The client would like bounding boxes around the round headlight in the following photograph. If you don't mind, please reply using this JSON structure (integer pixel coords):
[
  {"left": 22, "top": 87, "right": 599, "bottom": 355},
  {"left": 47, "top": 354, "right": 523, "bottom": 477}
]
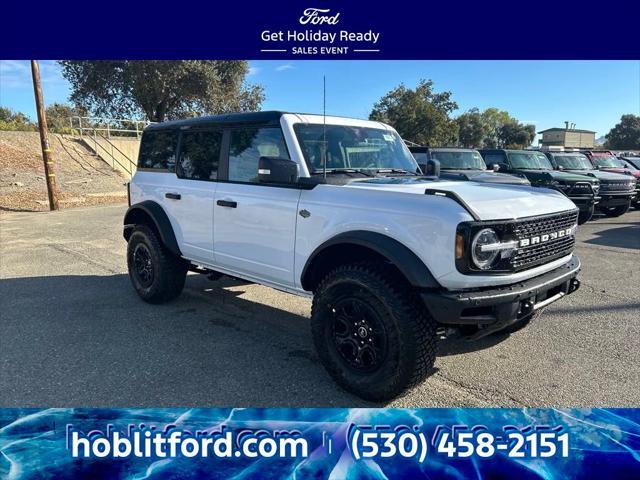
[{"left": 471, "top": 228, "right": 500, "bottom": 270}]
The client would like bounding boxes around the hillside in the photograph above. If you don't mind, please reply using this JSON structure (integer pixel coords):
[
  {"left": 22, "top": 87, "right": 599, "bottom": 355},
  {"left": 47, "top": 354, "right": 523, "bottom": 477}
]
[{"left": 0, "top": 131, "right": 128, "bottom": 212}]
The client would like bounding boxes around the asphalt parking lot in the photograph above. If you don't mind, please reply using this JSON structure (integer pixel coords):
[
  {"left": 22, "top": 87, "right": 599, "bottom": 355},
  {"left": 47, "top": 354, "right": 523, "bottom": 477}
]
[{"left": 1, "top": 205, "right": 639, "bottom": 407}]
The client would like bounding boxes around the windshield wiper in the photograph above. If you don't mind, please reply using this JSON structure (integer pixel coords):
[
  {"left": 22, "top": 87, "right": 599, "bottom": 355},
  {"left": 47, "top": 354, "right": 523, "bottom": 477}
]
[
  {"left": 376, "top": 168, "right": 418, "bottom": 175},
  {"left": 311, "top": 168, "right": 376, "bottom": 177}
]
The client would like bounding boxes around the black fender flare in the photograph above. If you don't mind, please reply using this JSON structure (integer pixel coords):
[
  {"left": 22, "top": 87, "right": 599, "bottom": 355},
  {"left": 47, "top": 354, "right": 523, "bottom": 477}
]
[
  {"left": 123, "top": 201, "right": 181, "bottom": 256},
  {"left": 301, "top": 230, "right": 441, "bottom": 290}
]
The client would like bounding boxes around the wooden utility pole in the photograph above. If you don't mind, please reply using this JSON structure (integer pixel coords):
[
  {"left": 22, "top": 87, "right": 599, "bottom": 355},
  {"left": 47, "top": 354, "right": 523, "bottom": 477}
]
[{"left": 30, "top": 60, "right": 59, "bottom": 211}]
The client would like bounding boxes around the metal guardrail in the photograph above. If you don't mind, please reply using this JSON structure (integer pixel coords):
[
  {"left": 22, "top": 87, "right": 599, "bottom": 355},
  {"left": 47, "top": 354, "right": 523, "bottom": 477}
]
[
  {"left": 83, "top": 132, "right": 136, "bottom": 176},
  {"left": 70, "top": 116, "right": 151, "bottom": 138},
  {"left": 71, "top": 116, "right": 151, "bottom": 177}
]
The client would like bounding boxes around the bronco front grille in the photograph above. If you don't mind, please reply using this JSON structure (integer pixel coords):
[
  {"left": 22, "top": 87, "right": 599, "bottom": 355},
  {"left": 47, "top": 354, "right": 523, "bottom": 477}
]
[
  {"left": 509, "top": 210, "right": 578, "bottom": 271},
  {"left": 456, "top": 210, "right": 579, "bottom": 274},
  {"left": 600, "top": 180, "right": 636, "bottom": 192}
]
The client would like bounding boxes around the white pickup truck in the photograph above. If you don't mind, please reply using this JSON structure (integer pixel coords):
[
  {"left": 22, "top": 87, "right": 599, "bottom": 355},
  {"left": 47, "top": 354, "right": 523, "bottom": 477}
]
[{"left": 124, "top": 111, "right": 581, "bottom": 401}]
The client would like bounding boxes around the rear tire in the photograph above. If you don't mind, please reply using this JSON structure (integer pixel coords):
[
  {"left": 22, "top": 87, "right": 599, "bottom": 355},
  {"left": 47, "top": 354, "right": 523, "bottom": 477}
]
[
  {"left": 577, "top": 205, "right": 594, "bottom": 224},
  {"left": 311, "top": 263, "right": 437, "bottom": 402},
  {"left": 599, "top": 200, "right": 631, "bottom": 217},
  {"left": 127, "top": 225, "right": 187, "bottom": 304}
]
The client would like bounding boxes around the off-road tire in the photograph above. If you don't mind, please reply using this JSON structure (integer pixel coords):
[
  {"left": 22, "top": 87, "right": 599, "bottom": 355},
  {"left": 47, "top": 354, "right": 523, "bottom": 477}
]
[
  {"left": 600, "top": 200, "right": 631, "bottom": 217},
  {"left": 577, "top": 205, "right": 594, "bottom": 224},
  {"left": 311, "top": 263, "right": 437, "bottom": 402},
  {"left": 127, "top": 225, "right": 188, "bottom": 304}
]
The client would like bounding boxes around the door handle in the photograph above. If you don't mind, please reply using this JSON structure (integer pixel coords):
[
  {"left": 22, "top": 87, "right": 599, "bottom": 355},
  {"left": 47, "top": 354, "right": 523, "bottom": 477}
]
[
  {"left": 165, "top": 192, "right": 181, "bottom": 200},
  {"left": 217, "top": 199, "right": 237, "bottom": 208}
]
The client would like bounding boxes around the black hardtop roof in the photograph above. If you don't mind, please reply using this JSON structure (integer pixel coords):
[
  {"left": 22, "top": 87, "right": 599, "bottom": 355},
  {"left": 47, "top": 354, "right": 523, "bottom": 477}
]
[
  {"left": 409, "top": 146, "right": 479, "bottom": 152},
  {"left": 479, "top": 149, "right": 542, "bottom": 153},
  {"left": 431, "top": 147, "right": 480, "bottom": 152},
  {"left": 145, "top": 111, "right": 286, "bottom": 130},
  {"left": 143, "top": 111, "right": 383, "bottom": 131}
]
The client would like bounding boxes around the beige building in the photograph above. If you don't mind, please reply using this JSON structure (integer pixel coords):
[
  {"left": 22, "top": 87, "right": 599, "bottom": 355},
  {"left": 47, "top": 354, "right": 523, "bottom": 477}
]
[{"left": 538, "top": 126, "right": 596, "bottom": 149}]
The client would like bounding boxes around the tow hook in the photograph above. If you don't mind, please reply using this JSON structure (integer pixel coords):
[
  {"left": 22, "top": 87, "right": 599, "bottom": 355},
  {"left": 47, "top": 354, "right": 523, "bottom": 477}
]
[
  {"left": 569, "top": 278, "right": 581, "bottom": 293},
  {"left": 436, "top": 326, "right": 459, "bottom": 339}
]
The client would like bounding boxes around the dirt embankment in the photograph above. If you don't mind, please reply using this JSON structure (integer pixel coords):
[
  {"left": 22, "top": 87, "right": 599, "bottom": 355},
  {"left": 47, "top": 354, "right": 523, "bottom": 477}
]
[{"left": 0, "top": 131, "right": 128, "bottom": 213}]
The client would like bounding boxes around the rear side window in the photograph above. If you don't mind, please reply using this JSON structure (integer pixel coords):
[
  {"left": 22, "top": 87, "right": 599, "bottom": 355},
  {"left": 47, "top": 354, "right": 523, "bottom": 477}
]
[
  {"left": 178, "top": 130, "right": 222, "bottom": 180},
  {"left": 412, "top": 152, "right": 428, "bottom": 164},
  {"left": 228, "top": 127, "right": 289, "bottom": 183},
  {"left": 138, "top": 130, "right": 178, "bottom": 171},
  {"left": 482, "top": 153, "right": 506, "bottom": 166}
]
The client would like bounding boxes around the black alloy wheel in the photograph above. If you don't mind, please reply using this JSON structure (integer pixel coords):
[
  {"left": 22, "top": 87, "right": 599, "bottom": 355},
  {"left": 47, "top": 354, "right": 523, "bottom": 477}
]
[
  {"left": 132, "top": 243, "right": 154, "bottom": 288},
  {"left": 330, "top": 297, "right": 388, "bottom": 373}
]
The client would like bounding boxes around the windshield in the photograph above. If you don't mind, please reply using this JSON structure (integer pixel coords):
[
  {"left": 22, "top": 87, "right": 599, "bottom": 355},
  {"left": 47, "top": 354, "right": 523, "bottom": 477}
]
[
  {"left": 591, "top": 155, "right": 624, "bottom": 168},
  {"left": 623, "top": 160, "right": 639, "bottom": 171},
  {"left": 554, "top": 154, "right": 593, "bottom": 170},
  {"left": 508, "top": 151, "right": 553, "bottom": 170},
  {"left": 430, "top": 150, "right": 485, "bottom": 170},
  {"left": 293, "top": 124, "right": 419, "bottom": 173}
]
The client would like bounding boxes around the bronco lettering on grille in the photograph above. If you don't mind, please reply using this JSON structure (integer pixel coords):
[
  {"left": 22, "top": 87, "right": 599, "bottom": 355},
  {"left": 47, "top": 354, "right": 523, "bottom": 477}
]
[{"left": 519, "top": 226, "right": 576, "bottom": 248}]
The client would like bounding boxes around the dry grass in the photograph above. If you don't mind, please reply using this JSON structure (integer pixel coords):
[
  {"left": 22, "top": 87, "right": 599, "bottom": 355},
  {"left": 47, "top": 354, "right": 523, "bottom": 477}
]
[{"left": 0, "top": 131, "right": 128, "bottom": 213}]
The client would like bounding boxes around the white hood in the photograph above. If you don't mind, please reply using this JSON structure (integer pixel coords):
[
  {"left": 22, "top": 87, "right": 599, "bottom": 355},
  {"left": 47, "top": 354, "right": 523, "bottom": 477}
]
[{"left": 344, "top": 178, "right": 577, "bottom": 221}]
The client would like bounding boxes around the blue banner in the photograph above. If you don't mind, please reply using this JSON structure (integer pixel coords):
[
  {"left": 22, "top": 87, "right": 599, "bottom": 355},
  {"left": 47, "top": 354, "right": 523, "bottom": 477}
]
[
  {"left": 1, "top": 0, "right": 639, "bottom": 59},
  {"left": 1, "top": 408, "right": 639, "bottom": 478}
]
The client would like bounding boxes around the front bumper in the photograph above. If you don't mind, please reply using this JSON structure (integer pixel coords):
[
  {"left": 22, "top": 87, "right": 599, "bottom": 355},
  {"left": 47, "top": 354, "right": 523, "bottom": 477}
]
[
  {"left": 567, "top": 194, "right": 598, "bottom": 210},
  {"left": 598, "top": 191, "right": 634, "bottom": 208},
  {"left": 421, "top": 255, "right": 580, "bottom": 328}
]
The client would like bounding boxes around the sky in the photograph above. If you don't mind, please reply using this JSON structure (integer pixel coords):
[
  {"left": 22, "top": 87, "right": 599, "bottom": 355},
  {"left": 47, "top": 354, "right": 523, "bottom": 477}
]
[{"left": 1, "top": 60, "right": 639, "bottom": 142}]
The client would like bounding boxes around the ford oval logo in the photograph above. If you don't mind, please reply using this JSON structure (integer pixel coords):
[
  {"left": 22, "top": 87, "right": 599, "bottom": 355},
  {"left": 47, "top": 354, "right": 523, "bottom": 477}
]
[{"left": 299, "top": 8, "right": 341, "bottom": 25}]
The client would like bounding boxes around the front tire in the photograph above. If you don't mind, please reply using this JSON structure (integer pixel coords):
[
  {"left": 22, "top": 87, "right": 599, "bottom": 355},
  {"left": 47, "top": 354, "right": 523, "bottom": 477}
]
[
  {"left": 127, "top": 225, "right": 187, "bottom": 304},
  {"left": 599, "top": 200, "right": 631, "bottom": 217},
  {"left": 311, "top": 263, "right": 437, "bottom": 402},
  {"left": 577, "top": 205, "right": 594, "bottom": 224}
]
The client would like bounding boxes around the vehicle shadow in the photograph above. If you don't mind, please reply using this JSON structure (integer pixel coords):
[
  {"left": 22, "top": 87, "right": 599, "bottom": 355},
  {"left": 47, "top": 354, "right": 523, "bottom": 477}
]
[
  {"left": 583, "top": 222, "right": 640, "bottom": 249},
  {"left": 0, "top": 273, "right": 381, "bottom": 407},
  {"left": 437, "top": 332, "right": 510, "bottom": 357},
  {"left": 2, "top": 272, "right": 525, "bottom": 407}
]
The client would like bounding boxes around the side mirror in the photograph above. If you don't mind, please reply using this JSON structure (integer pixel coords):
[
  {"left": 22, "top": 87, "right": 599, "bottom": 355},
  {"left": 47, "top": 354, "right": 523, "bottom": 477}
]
[
  {"left": 258, "top": 157, "right": 299, "bottom": 184},
  {"left": 422, "top": 159, "right": 440, "bottom": 177},
  {"left": 557, "top": 165, "right": 564, "bottom": 171},
  {"left": 491, "top": 164, "right": 500, "bottom": 172}
]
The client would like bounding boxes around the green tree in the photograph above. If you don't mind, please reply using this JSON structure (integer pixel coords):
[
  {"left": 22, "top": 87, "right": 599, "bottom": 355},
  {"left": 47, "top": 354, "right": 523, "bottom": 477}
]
[
  {"left": 58, "top": 61, "right": 264, "bottom": 122},
  {"left": 0, "top": 107, "right": 35, "bottom": 131},
  {"left": 454, "top": 107, "right": 535, "bottom": 148},
  {"left": 480, "top": 108, "right": 512, "bottom": 148},
  {"left": 455, "top": 108, "right": 485, "bottom": 147},
  {"left": 605, "top": 114, "right": 640, "bottom": 149},
  {"left": 369, "top": 79, "right": 458, "bottom": 146},
  {"left": 499, "top": 121, "right": 536, "bottom": 149},
  {"left": 44, "top": 103, "right": 88, "bottom": 133}
]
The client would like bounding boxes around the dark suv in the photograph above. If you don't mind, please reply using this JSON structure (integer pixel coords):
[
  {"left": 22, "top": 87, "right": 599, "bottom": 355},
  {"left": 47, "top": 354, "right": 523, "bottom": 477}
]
[
  {"left": 545, "top": 151, "right": 635, "bottom": 217},
  {"left": 409, "top": 147, "right": 530, "bottom": 185},
  {"left": 585, "top": 150, "right": 640, "bottom": 208},
  {"left": 480, "top": 149, "right": 600, "bottom": 224}
]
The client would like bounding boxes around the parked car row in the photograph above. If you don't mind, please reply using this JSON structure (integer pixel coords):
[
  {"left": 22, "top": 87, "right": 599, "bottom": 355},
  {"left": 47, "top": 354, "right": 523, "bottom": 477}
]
[{"left": 409, "top": 146, "right": 639, "bottom": 224}]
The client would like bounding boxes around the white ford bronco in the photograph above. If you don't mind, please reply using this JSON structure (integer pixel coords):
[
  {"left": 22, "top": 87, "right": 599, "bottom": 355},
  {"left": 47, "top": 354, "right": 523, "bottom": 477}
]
[{"left": 124, "top": 111, "right": 581, "bottom": 401}]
